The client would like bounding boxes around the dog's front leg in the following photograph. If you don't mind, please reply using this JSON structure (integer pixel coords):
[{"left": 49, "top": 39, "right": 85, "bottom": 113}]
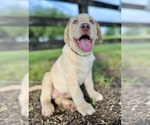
[
  {"left": 67, "top": 76, "right": 95, "bottom": 116},
  {"left": 84, "top": 70, "right": 103, "bottom": 101},
  {"left": 40, "top": 72, "right": 54, "bottom": 116}
]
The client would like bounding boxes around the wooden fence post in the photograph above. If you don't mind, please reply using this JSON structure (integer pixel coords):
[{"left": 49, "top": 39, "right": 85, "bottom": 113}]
[{"left": 78, "top": 0, "right": 88, "bottom": 13}]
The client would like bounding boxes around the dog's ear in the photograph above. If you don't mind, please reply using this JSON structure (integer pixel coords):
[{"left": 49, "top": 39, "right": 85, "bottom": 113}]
[
  {"left": 64, "top": 19, "right": 71, "bottom": 44},
  {"left": 96, "top": 22, "right": 103, "bottom": 43}
]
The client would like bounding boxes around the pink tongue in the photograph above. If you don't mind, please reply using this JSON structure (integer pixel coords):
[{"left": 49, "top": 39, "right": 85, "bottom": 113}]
[{"left": 78, "top": 39, "right": 92, "bottom": 52}]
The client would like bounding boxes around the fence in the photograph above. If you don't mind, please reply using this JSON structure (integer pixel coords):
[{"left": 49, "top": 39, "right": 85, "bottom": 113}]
[
  {"left": 122, "top": 1, "right": 150, "bottom": 43},
  {"left": 0, "top": 0, "right": 150, "bottom": 50},
  {"left": 29, "top": 0, "right": 121, "bottom": 50}
]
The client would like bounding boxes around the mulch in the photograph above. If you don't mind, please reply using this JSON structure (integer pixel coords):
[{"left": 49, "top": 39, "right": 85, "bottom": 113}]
[
  {"left": 29, "top": 85, "right": 121, "bottom": 125},
  {"left": 0, "top": 85, "right": 121, "bottom": 125}
]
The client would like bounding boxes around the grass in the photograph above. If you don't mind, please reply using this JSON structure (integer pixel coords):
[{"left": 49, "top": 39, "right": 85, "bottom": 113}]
[
  {"left": 122, "top": 43, "right": 150, "bottom": 68},
  {"left": 0, "top": 50, "right": 28, "bottom": 87},
  {"left": 1, "top": 42, "right": 148, "bottom": 87},
  {"left": 103, "top": 35, "right": 121, "bottom": 40},
  {"left": 29, "top": 43, "right": 121, "bottom": 86},
  {"left": 29, "top": 48, "right": 62, "bottom": 85},
  {"left": 122, "top": 43, "right": 150, "bottom": 85},
  {"left": 93, "top": 43, "right": 121, "bottom": 85},
  {"left": 122, "top": 35, "right": 150, "bottom": 40},
  {"left": 100, "top": 34, "right": 150, "bottom": 40}
]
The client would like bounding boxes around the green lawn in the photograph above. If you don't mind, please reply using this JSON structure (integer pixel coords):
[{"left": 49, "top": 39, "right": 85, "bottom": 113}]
[
  {"left": 122, "top": 43, "right": 150, "bottom": 68},
  {"left": 103, "top": 34, "right": 150, "bottom": 40},
  {"left": 122, "top": 43, "right": 150, "bottom": 85},
  {"left": 29, "top": 43, "right": 121, "bottom": 86},
  {"left": 0, "top": 50, "right": 28, "bottom": 87}
]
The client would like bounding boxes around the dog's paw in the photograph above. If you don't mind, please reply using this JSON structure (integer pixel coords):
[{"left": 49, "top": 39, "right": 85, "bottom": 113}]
[
  {"left": 77, "top": 102, "right": 95, "bottom": 116},
  {"left": 65, "top": 100, "right": 76, "bottom": 112},
  {"left": 95, "top": 92, "right": 103, "bottom": 101},
  {"left": 90, "top": 92, "right": 103, "bottom": 102},
  {"left": 42, "top": 103, "right": 54, "bottom": 116}
]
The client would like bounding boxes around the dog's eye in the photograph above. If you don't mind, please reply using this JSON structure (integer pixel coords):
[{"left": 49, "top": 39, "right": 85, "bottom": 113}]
[
  {"left": 90, "top": 20, "right": 94, "bottom": 24},
  {"left": 73, "top": 20, "right": 78, "bottom": 24}
]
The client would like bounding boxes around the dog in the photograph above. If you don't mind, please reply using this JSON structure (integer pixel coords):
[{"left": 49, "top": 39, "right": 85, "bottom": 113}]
[{"left": 40, "top": 13, "right": 103, "bottom": 116}]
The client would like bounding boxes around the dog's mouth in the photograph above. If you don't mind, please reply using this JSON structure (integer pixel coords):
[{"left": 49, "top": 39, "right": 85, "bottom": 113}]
[{"left": 75, "top": 35, "right": 93, "bottom": 52}]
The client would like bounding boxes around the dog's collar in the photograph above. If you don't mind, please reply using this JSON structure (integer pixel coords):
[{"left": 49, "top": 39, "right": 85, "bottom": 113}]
[{"left": 69, "top": 45, "right": 91, "bottom": 57}]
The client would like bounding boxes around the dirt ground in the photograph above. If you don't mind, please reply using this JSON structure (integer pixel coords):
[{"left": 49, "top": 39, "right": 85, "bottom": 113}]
[
  {"left": 0, "top": 90, "right": 28, "bottom": 125},
  {"left": 0, "top": 84, "right": 121, "bottom": 125},
  {"left": 29, "top": 85, "right": 121, "bottom": 125},
  {"left": 122, "top": 68, "right": 150, "bottom": 125}
]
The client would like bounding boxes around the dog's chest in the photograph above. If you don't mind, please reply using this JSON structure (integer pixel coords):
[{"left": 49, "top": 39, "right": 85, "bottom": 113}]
[
  {"left": 77, "top": 59, "right": 91, "bottom": 85},
  {"left": 78, "top": 71, "right": 88, "bottom": 85}
]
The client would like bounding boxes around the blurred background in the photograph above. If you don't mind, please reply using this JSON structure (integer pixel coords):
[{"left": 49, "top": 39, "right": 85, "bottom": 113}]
[
  {"left": 0, "top": 0, "right": 28, "bottom": 124},
  {"left": 122, "top": 0, "right": 150, "bottom": 124},
  {"left": 0, "top": 0, "right": 149, "bottom": 124},
  {"left": 0, "top": 0, "right": 28, "bottom": 84}
]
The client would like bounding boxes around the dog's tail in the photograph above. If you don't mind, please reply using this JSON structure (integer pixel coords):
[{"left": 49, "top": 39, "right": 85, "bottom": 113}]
[
  {"left": 29, "top": 85, "right": 42, "bottom": 92},
  {"left": 0, "top": 85, "right": 42, "bottom": 93},
  {"left": 0, "top": 85, "right": 21, "bottom": 92}
]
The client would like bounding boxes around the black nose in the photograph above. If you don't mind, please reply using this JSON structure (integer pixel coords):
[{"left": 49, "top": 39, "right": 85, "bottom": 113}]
[{"left": 80, "top": 23, "right": 90, "bottom": 31}]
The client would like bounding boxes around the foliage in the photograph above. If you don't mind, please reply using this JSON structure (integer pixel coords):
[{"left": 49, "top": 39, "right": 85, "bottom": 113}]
[
  {"left": 0, "top": 27, "right": 28, "bottom": 41},
  {"left": 93, "top": 43, "right": 121, "bottom": 85},
  {"left": 91, "top": 99, "right": 97, "bottom": 105},
  {"left": 29, "top": 48, "right": 61, "bottom": 86},
  {"left": 29, "top": 6, "right": 122, "bottom": 43},
  {"left": 30, "top": 7, "right": 71, "bottom": 42},
  {"left": 0, "top": 3, "right": 28, "bottom": 41},
  {"left": 123, "top": 27, "right": 150, "bottom": 35},
  {"left": 147, "top": 28, "right": 150, "bottom": 34},
  {"left": 30, "top": 7, "right": 71, "bottom": 18},
  {"left": 29, "top": 26, "right": 65, "bottom": 41},
  {"left": 105, "top": 27, "right": 121, "bottom": 35},
  {"left": 1, "top": 4, "right": 28, "bottom": 16},
  {"left": 124, "top": 27, "right": 141, "bottom": 35}
]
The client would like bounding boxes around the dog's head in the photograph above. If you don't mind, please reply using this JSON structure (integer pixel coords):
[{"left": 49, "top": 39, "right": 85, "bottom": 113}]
[{"left": 64, "top": 13, "right": 102, "bottom": 54}]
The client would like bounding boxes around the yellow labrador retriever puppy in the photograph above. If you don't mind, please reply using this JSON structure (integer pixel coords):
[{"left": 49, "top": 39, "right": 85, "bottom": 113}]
[{"left": 41, "top": 13, "right": 103, "bottom": 116}]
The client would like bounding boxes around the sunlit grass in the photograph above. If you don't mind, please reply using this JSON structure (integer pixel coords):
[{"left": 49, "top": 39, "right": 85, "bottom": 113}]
[
  {"left": 122, "top": 35, "right": 150, "bottom": 40},
  {"left": 0, "top": 50, "right": 28, "bottom": 87},
  {"left": 103, "top": 35, "right": 121, "bottom": 40},
  {"left": 122, "top": 43, "right": 150, "bottom": 86},
  {"left": 122, "top": 43, "right": 150, "bottom": 68}
]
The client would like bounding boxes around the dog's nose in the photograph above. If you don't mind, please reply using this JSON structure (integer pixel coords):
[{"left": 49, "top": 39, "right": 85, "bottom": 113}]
[{"left": 80, "top": 23, "right": 90, "bottom": 31}]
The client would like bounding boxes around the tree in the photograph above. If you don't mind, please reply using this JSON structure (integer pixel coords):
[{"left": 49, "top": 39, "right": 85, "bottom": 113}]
[
  {"left": 124, "top": 27, "right": 141, "bottom": 35},
  {"left": 29, "top": 6, "right": 71, "bottom": 42},
  {"left": 30, "top": 6, "right": 70, "bottom": 18},
  {"left": 105, "top": 27, "right": 121, "bottom": 35},
  {"left": 146, "top": 27, "right": 150, "bottom": 34}
]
